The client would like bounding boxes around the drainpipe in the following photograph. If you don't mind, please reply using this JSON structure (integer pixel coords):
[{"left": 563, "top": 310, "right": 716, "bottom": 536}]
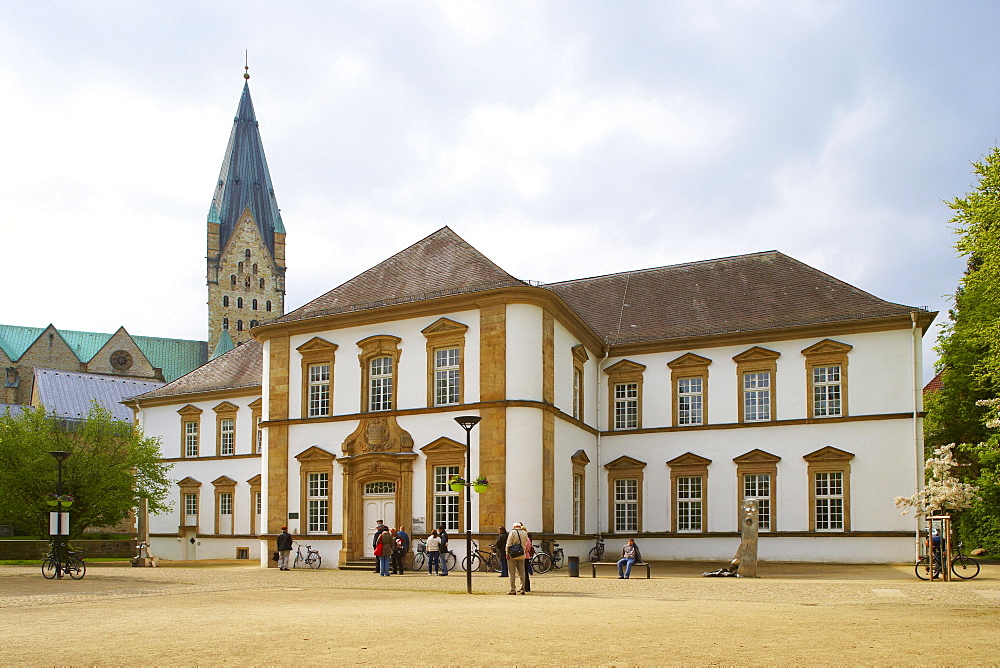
[{"left": 911, "top": 311, "right": 923, "bottom": 560}]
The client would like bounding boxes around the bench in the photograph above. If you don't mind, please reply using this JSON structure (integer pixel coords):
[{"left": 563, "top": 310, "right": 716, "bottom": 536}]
[{"left": 591, "top": 560, "right": 651, "bottom": 579}]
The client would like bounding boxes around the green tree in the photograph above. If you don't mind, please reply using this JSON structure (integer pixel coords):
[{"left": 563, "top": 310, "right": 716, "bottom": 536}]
[
  {"left": 0, "top": 403, "right": 172, "bottom": 540},
  {"left": 928, "top": 147, "right": 1000, "bottom": 553}
]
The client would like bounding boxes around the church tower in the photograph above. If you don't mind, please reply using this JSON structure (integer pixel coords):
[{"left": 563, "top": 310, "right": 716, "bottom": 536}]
[{"left": 206, "top": 68, "right": 286, "bottom": 352}]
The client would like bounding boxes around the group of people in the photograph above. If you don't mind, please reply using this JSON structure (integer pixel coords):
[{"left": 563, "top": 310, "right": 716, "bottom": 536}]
[{"left": 371, "top": 521, "right": 411, "bottom": 576}]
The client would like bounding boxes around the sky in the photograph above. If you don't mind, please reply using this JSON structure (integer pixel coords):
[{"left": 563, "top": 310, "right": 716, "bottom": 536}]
[{"left": 2, "top": 1, "right": 998, "bottom": 382}]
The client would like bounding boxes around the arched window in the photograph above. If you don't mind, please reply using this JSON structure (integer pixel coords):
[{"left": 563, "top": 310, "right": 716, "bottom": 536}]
[
  {"left": 237, "top": 320, "right": 244, "bottom": 331},
  {"left": 252, "top": 263, "right": 258, "bottom": 274},
  {"left": 223, "top": 318, "right": 229, "bottom": 330},
  {"left": 230, "top": 275, "right": 237, "bottom": 286},
  {"left": 259, "top": 278, "right": 265, "bottom": 289},
  {"left": 237, "top": 297, "right": 244, "bottom": 309},
  {"left": 245, "top": 249, "right": 251, "bottom": 259},
  {"left": 238, "top": 261, "right": 244, "bottom": 274},
  {"left": 266, "top": 300, "right": 272, "bottom": 312},
  {"left": 252, "top": 299, "right": 258, "bottom": 310},
  {"left": 222, "top": 296, "right": 229, "bottom": 307}
]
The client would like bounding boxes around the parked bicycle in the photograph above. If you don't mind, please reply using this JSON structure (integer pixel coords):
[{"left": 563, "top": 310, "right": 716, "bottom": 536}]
[
  {"left": 292, "top": 542, "right": 321, "bottom": 569},
  {"left": 531, "top": 541, "right": 565, "bottom": 574},
  {"left": 914, "top": 540, "right": 980, "bottom": 580},
  {"left": 411, "top": 539, "right": 457, "bottom": 572},
  {"left": 41, "top": 544, "right": 86, "bottom": 580},
  {"left": 588, "top": 535, "right": 606, "bottom": 562},
  {"left": 462, "top": 540, "right": 502, "bottom": 572}
]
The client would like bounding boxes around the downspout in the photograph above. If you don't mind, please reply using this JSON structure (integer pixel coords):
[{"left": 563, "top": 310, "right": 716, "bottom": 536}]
[{"left": 911, "top": 311, "right": 923, "bottom": 560}]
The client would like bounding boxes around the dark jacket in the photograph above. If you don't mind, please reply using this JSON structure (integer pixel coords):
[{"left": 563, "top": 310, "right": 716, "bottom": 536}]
[
  {"left": 396, "top": 530, "right": 410, "bottom": 551},
  {"left": 495, "top": 530, "right": 509, "bottom": 557},
  {"left": 276, "top": 531, "right": 293, "bottom": 551},
  {"left": 621, "top": 542, "right": 642, "bottom": 563},
  {"left": 438, "top": 529, "right": 449, "bottom": 551}
]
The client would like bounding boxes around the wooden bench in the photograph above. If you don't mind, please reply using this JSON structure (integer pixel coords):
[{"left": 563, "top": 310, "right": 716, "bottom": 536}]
[{"left": 591, "top": 560, "right": 651, "bottom": 578}]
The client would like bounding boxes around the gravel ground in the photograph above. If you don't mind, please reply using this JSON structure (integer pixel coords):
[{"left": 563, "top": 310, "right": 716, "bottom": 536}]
[{"left": 1, "top": 560, "right": 998, "bottom": 666}]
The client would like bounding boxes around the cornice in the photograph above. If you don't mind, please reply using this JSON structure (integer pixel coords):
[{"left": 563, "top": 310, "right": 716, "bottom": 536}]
[
  {"left": 600, "top": 411, "right": 919, "bottom": 436},
  {"left": 126, "top": 385, "right": 262, "bottom": 409}
]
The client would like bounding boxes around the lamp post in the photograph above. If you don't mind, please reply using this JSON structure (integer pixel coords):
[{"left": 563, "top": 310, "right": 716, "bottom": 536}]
[
  {"left": 49, "top": 451, "right": 71, "bottom": 579},
  {"left": 454, "top": 415, "right": 481, "bottom": 594}
]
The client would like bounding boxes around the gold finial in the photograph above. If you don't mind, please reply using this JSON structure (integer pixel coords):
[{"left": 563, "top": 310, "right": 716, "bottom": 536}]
[{"left": 244, "top": 50, "right": 250, "bottom": 80}]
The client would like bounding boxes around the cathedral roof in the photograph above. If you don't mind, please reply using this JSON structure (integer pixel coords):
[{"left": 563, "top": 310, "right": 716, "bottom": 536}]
[
  {"left": 543, "top": 250, "right": 930, "bottom": 344},
  {"left": 275, "top": 226, "right": 525, "bottom": 324},
  {"left": 131, "top": 340, "right": 262, "bottom": 401},
  {"left": 208, "top": 81, "right": 284, "bottom": 256},
  {"left": 32, "top": 368, "right": 164, "bottom": 422}
]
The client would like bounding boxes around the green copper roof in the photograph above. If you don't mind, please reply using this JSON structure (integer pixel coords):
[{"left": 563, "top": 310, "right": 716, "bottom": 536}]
[{"left": 209, "top": 328, "right": 235, "bottom": 360}]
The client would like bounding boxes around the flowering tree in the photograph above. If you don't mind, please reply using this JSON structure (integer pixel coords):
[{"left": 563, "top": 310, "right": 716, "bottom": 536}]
[{"left": 895, "top": 444, "right": 980, "bottom": 516}]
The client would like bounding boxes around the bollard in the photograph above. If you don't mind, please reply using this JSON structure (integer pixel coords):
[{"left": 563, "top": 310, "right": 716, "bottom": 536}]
[{"left": 568, "top": 555, "right": 579, "bottom": 577}]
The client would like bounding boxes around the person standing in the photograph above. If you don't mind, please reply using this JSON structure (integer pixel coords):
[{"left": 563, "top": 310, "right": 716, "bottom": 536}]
[
  {"left": 523, "top": 531, "right": 534, "bottom": 592},
  {"left": 426, "top": 529, "right": 442, "bottom": 575},
  {"left": 438, "top": 525, "right": 450, "bottom": 576},
  {"left": 372, "top": 520, "right": 386, "bottom": 573},
  {"left": 377, "top": 528, "right": 394, "bottom": 576},
  {"left": 392, "top": 525, "right": 410, "bottom": 574},
  {"left": 505, "top": 521, "right": 529, "bottom": 594},
  {"left": 495, "top": 526, "right": 509, "bottom": 578},
  {"left": 276, "top": 526, "right": 293, "bottom": 571},
  {"left": 617, "top": 538, "right": 642, "bottom": 579}
]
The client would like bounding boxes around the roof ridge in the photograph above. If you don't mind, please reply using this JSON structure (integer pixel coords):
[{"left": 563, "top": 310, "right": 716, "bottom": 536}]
[{"left": 543, "top": 250, "right": 783, "bottom": 287}]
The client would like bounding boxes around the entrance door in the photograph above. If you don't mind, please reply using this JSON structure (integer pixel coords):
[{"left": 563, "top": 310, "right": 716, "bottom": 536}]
[{"left": 362, "top": 481, "right": 396, "bottom": 557}]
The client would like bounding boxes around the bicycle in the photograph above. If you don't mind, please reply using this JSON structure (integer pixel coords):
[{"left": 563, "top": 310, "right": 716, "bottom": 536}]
[
  {"left": 462, "top": 540, "right": 502, "bottom": 573},
  {"left": 292, "top": 542, "right": 321, "bottom": 569},
  {"left": 531, "top": 549, "right": 553, "bottom": 574},
  {"left": 588, "top": 535, "right": 606, "bottom": 562},
  {"left": 411, "top": 539, "right": 457, "bottom": 572},
  {"left": 41, "top": 545, "right": 86, "bottom": 580},
  {"left": 914, "top": 540, "right": 980, "bottom": 580},
  {"left": 950, "top": 541, "right": 981, "bottom": 579},
  {"left": 550, "top": 541, "right": 565, "bottom": 569}
]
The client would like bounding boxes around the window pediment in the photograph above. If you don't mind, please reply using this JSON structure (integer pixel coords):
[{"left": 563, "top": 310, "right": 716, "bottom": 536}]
[
  {"left": 733, "top": 449, "right": 781, "bottom": 464},
  {"left": 801, "top": 339, "right": 853, "bottom": 357},
  {"left": 604, "top": 359, "right": 646, "bottom": 377},
  {"left": 357, "top": 334, "right": 402, "bottom": 359},
  {"left": 212, "top": 475, "right": 237, "bottom": 487},
  {"left": 297, "top": 337, "right": 339, "bottom": 355},
  {"left": 667, "top": 452, "right": 712, "bottom": 468},
  {"left": 213, "top": 401, "right": 238, "bottom": 414},
  {"left": 248, "top": 397, "right": 262, "bottom": 410},
  {"left": 572, "top": 344, "right": 590, "bottom": 364},
  {"left": 571, "top": 449, "right": 591, "bottom": 467},
  {"left": 295, "top": 445, "right": 337, "bottom": 463},
  {"left": 177, "top": 476, "right": 202, "bottom": 488},
  {"left": 803, "top": 446, "right": 855, "bottom": 462},
  {"left": 177, "top": 404, "right": 203, "bottom": 416},
  {"left": 732, "top": 346, "right": 781, "bottom": 363},
  {"left": 420, "top": 436, "right": 466, "bottom": 455},
  {"left": 604, "top": 455, "right": 647, "bottom": 471},
  {"left": 246, "top": 474, "right": 261, "bottom": 485},
  {"left": 667, "top": 352, "right": 712, "bottom": 370},
  {"left": 421, "top": 318, "right": 469, "bottom": 338}
]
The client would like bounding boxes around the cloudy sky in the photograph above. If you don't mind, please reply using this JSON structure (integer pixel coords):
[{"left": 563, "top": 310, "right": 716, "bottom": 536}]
[{"left": 2, "top": 1, "right": 998, "bottom": 380}]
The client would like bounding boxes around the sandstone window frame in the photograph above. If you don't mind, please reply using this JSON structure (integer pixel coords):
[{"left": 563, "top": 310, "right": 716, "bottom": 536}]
[
  {"left": 733, "top": 347, "right": 780, "bottom": 423},
  {"left": 804, "top": 446, "right": 854, "bottom": 532},
  {"left": 571, "top": 449, "right": 590, "bottom": 535},
  {"left": 572, "top": 345, "right": 589, "bottom": 421},
  {"left": 605, "top": 360, "right": 646, "bottom": 431},
  {"left": 247, "top": 473, "right": 261, "bottom": 536},
  {"left": 604, "top": 455, "right": 646, "bottom": 534},
  {"left": 178, "top": 476, "right": 202, "bottom": 529},
  {"left": 668, "top": 353, "right": 711, "bottom": 427},
  {"left": 733, "top": 449, "right": 780, "bottom": 532},
  {"left": 296, "top": 446, "right": 336, "bottom": 535},
  {"left": 667, "top": 452, "right": 712, "bottom": 533},
  {"left": 178, "top": 405, "right": 203, "bottom": 458},
  {"left": 213, "top": 401, "right": 238, "bottom": 456},
  {"left": 358, "top": 335, "right": 402, "bottom": 413},
  {"left": 297, "top": 337, "right": 338, "bottom": 419},
  {"left": 422, "top": 318, "right": 468, "bottom": 408},
  {"left": 421, "top": 437, "right": 466, "bottom": 533},
  {"left": 249, "top": 398, "right": 263, "bottom": 454},
  {"left": 212, "top": 475, "right": 237, "bottom": 535},
  {"left": 801, "top": 339, "right": 852, "bottom": 419}
]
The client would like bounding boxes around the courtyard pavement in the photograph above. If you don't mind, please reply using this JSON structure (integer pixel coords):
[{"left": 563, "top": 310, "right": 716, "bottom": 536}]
[{"left": 1, "top": 559, "right": 998, "bottom": 665}]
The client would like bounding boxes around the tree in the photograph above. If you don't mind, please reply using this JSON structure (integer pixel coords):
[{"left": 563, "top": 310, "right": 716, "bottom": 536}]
[
  {"left": 894, "top": 444, "right": 979, "bottom": 516},
  {"left": 0, "top": 403, "right": 173, "bottom": 540},
  {"left": 926, "top": 147, "right": 1000, "bottom": 553}
]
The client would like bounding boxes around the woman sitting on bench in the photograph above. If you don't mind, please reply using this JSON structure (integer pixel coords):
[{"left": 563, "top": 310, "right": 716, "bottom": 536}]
[{"left": 617, "top": 538, "right": 642, "bottom": 579}]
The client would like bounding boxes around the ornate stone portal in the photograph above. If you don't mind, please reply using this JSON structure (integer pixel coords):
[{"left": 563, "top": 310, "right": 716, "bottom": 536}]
[{"left": 338, "top": 415, "right": 416, "bottom": 565}]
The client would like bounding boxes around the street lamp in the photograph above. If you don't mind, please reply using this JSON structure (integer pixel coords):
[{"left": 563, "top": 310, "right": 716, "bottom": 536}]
[
  {"left": 454, "top": 415, "right": 481, "bottom": 594},
  {"left": 49, "top": 451, "right": 71, "bottom": 579}
]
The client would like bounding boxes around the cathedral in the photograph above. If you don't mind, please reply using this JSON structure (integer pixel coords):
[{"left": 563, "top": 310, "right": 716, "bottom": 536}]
[{"left": 123, "top": 74, "right": 935, "bottom": 567}]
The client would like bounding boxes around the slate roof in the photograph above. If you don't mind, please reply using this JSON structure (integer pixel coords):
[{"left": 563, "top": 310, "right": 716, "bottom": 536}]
[
  {"left": 276, "top": 226, "right": 526, "bottom": 324},
  {"left": 208, "top": 81, "right": 284, "bottom": 256},
  {"left": 132, "top": 340, "right": 262, "bottom": 401},
  {"left": 544, "top": 251, "right": 929, "bottom": 344},
  {"left": 0, "top": 324, "right": 207, "bottom": 383},
  {"left": 32, "top": 368, "right": 164, "bottom": 422},
  {"left": 0, "top": 403, "right": 29, "bottom": 418}
]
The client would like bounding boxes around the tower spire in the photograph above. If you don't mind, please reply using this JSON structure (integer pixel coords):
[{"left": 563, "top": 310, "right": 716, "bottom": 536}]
[{"left": 244, "top": 50, "right": 250, "bottom": 80}]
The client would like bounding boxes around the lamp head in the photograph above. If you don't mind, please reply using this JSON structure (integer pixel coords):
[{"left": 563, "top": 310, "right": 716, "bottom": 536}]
[
  {"left": 454, "top": 415, "right": 482, "bottom": 431},
  {"left": 49, "top": 451, "right": 71, "bottom": 463}
]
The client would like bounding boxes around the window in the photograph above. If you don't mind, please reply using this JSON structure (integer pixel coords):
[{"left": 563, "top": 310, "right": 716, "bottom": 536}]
[
  {"left": 266, "top": 300, "right": 272, "bottom": 312},
  {"left": 177, "top": 405, "right": 202, "bottom": 458},
  {"left": 250, "top": 320, "right": 259, "bottom": 328},
  {"left": 668, "top": 452, "right": 711, "bottom": 533},
  {"left": 370, "top": 357, "right": 393, "bottom": 410},
  {"left": 358, "top": 335, "right": 401, "bottom": 413},
  {"left": 614, "top": 383, "right": 638, "bottom": 430},
  {"left": 804, "top": 446, "right": 853, "bottom": 532},
  {"left": 178, "top": 476, "right": 202, "bottom": 528},
  {"left": 802, "top": 339, "right": 852, "bottom": 419},
  {"left": 604, "top": 360, "right": 645, "bottom": 430},
  {"left": 213, "top": 477, "right": 235, "bottom": 535},
  {"left": 237, "top": 320, "right": 243, "bottom": 331},
  {"left": 571, "top": 449, "right": 590, "bottom": 535},
  {"left": 238, "top": 261, "right": 244, "bottom": 274},
  {"left": 572, "top": 344, "right": 589, "bottom": 421},
  {"left": 307, "top": 472, "right": 329, "bottom": 533},
  {"left": 213, "top": 401, "right": 238, "bottom": 456},
  {"left": 434, "top": 465, "right": 460, "bottom": 531},
  {"left": 433, "top": 348, "right": 461, "bottom": 406},
  {"left": 297, "top": 338, "right": 338, "bottom": 419},
  {"left": 260, "top": 278, "right": 265, "bottom": 289},
  {"left": 245, "top": 248, "right": 251, "bottom": 259},
  {"left": 223, "top": 318, "right": 229, "bottom": 330},
  {"left": 250, "top": 398, "right": 262, "bottom": 454},
  {"left": 237, "top": 297, "right": 244, "bottom": 309},
  {"left": 252, "top": 299, "right": 258, "bottom": 310},
  {"left": 248, "top": 473, "right": 261, "bottom": 537},
  {"left": 677, "top": 377, "right": 703, "bottom": 425},
  {"left": 252, "top": 263, "right": 258, "bottom": 274},
  {"left": 676, "top": 476, "right": 703, "bottom": 531},
  {"left": 668, "top": 353, "right": 711, "bottom": 427},
  {"left": 422, "top": 318, "right": 468, "bottom": 408},
  {"left": 185, "top": 493, "right": 197, "bottom": 517},
  {"left": 604, "top": 455, "right": 645, "bottom": 533},
  {"left": 734, "top": 449, "right": 780, "bottom": 532},
  {"left": 222, "top": 295, "right": 229, "bottom": 307},
  {"left": 734, "top": 347, "right": 780, "bottom": 423},
  {"left": 230, "top": 274, "right": 237, "bottom": 286}
]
